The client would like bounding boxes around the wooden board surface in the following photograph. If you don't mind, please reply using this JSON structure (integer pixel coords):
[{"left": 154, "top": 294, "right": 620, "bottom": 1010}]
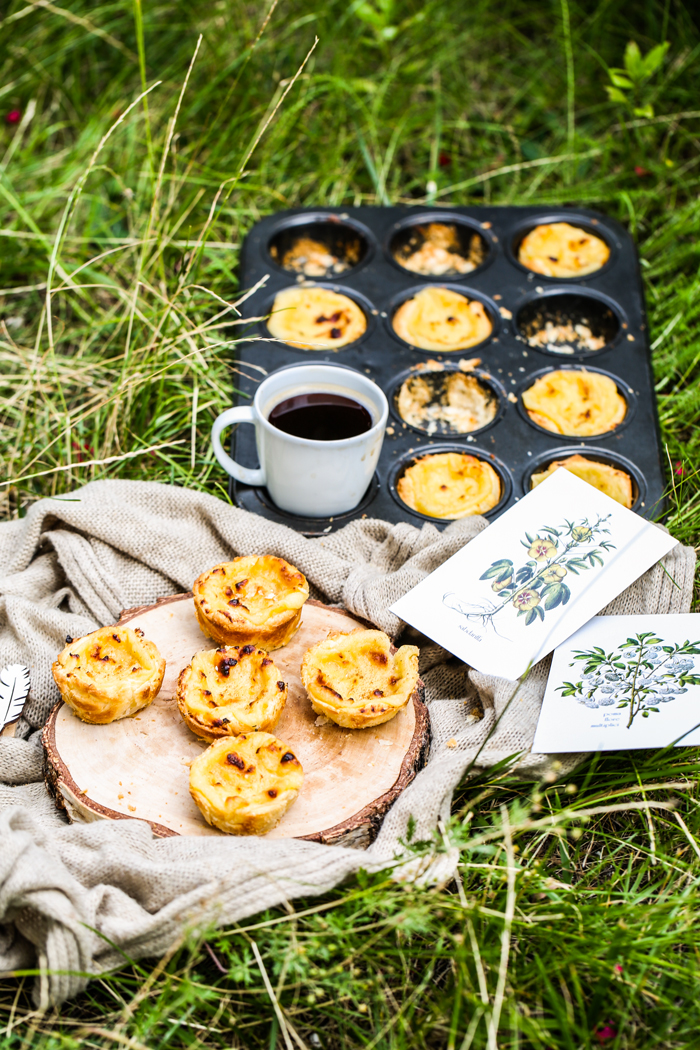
[{"left": 43, "top": 596, "right": 430, "bottom": 847}]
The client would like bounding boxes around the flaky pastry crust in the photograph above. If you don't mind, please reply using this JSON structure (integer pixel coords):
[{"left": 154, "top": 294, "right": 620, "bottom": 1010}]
[
  {"left": 193, "top": 555, "right": 309, "bottom": 650},
  {"left": 518, "top": 222, "right": 610, "bottom": 278},
  {"left": 392, "top": 287, "right": 492, "bottom": 351},
  {"left": 267, "top": 286, "right": 366, "bottom": 349},
  {"left": 51, "top": 626, "right": 165, "bottom": 724},
  {"left": 301, "top": 629, "right": 420, "bottom": 729},
  {"left": 189, "top": 733, "right": 303, "bottom": 835},
  {"left": 176, "top": 645, "right": 287, "bottom": 741},
  {"left": 396, "top": 451, "right": 501, "bottom": 519},
  {"left": 522, "top": 369, "right": 626, "bottom": 437},
  {"left": 530, "top": 454, "right": 633, "bottom": 508}
]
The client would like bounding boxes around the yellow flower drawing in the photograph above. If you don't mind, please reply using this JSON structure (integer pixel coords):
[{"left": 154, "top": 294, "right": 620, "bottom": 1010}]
[
  {"left": 571, "top": 526, "right": 592, "bottom": 542},
  {"left": 542, "top": 563, "right": 568, "bottom": 584},
  {"left": 512, "top": 589, "right": 541, "bottom": 611},
  {"left": 528, "top": 537, "right": 558, "bottom": 561}
]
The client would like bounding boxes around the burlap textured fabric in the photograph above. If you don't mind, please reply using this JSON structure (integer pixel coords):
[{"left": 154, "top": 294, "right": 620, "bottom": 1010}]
[{"left": 0, "top": 480, "right": 695, "bottom": 1006}]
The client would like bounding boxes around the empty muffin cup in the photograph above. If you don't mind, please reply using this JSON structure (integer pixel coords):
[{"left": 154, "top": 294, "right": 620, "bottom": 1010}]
[
  {"left": 267, "top": 216, "right": 370, "bottom": 278},
  {"left": 516, "top": 292, "right": 621, "bottom": 356},
  {"left": 389, "top": 216, "right": 489, "bottom": 277},
  {"left": 394, "top": 368, "right": 500, "bottom": 436}
]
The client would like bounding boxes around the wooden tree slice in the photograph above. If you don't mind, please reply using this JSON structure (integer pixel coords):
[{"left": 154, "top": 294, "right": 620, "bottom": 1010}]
[{"left": 43, "top": 596, "right": 430, "bottom": 849}]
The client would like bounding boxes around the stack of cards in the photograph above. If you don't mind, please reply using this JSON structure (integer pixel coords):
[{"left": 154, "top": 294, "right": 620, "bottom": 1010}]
[{"left": 391, "top": 468, "right": 693, "bottom": 753}]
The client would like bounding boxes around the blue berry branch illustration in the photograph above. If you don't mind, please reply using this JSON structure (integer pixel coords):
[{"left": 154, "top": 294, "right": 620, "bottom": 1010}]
[
  {"left": 558, "top": 632, "right": 700, "bottom": 729},
  {"left": 443, "top": 514, "right": 615, "bottom": 631}
]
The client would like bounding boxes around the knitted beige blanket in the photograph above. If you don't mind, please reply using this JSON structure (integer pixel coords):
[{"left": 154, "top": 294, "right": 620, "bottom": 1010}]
[{"left": 0, "top": 480, "right": 694, "bottom": 1007}]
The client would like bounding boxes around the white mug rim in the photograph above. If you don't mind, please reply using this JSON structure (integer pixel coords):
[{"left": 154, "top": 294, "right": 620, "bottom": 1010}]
[{"left": 253, "top": 363, "right": 388, "bottom": 448}]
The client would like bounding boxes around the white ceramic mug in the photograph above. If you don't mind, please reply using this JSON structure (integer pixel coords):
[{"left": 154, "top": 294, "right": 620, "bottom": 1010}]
[{"left": 211, "top": 363, "right": 388, "bottom": 517}]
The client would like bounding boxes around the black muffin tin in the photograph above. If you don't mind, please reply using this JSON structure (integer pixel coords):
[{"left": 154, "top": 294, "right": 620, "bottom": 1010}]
[{"left": 227, "top": 206, "right": 663, "bottom": 535}]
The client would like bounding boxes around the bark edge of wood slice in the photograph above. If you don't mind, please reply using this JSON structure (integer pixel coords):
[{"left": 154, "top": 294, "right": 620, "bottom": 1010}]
[{"left": 43, "top": 594, "right": 430, "bottom": 850}]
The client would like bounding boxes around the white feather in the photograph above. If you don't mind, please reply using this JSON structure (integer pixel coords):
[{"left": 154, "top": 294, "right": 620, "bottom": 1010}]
[{"left": 0, "top": 665, "right": 31, "bottom": 729}]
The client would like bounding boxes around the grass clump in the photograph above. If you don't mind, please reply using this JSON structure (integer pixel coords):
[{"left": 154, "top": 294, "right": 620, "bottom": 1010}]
[{"left": 2, "top": 0, "right": 700, "bottom": 1046}]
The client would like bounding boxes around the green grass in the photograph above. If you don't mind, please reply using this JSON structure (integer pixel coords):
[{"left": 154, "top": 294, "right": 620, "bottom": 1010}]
[{"left": 2, "top": 0, "right": 700, "bottom": 1046}]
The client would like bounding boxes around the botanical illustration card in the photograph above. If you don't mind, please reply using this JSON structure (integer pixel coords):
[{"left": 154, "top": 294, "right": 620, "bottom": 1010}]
[
  {"left": 533, "top": 614, "right": 700, "bottom": 752},
  {"left": 390, "top": 469, "right": 677, "bottom": 680}
]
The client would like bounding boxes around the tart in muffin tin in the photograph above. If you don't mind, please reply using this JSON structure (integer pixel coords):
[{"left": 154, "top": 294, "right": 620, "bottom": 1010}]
[{"left": 228, "top": 205, "right": 663, "bottom": 532}]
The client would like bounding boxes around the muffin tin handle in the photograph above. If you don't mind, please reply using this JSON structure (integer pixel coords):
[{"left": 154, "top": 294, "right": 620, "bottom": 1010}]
[{"left": 211, "top": 407, "right": 265, "bottom": 487}]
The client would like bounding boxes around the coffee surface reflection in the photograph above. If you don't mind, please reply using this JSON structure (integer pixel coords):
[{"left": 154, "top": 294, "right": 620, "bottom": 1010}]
[{"left": 268, "top": 392, "right": 372, "bottom": 441}]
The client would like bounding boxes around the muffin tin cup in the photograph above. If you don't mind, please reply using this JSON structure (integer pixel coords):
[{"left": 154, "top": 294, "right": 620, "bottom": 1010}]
[
  {"left": 388, "top": 444, "right": 513, "bottom": 524},
  {"left": 265, "top": 212, "right": 375, "bottom": 279},
  {"left": 506, "top": 212, "right": 619, "bottom": 283},
  {"left": 385, "top": 211, "right": 496, "bottom": 281},
  {"left": 258, "top": 283, "right": 377, "bottom": 353},
  {"left": 520, "top": 446, "right": 648, "bottom": 514},
  {"left": 389, "top": 364, "right": 508, "bottom": 439},
  {"left": 514, "top": 287, "right": 627, "bottom": 360},
  {"left": 230, "top": 205, "right": 665, "bottom": 534},
  {"left": 516, "top": 363, "right": 638, "bottom": 443},
  {"left": 384, "top": 283, "right": 501, "bottom": 355}
]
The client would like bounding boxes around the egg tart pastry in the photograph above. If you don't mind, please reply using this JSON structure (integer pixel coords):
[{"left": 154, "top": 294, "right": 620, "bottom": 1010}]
[
  {"left": 301, "top": 629, "right": 420, "bottom": 729},
  {"left": 394, "top": 223, "right": 484, "bottom": 276},
  {"left": 530, "top": 454, "right": 634, "bottom": 508},
  {"left": 267, "top": 286, "right": 366, "bottom": 349},
  {"left": 522, "top": 369, "right": 626, "bottom": 437},
  {"left": 397, "top": 371, "right": 498, "bottom": 434},
  {"left": 176, "top": 645, "right": 287, "bottom": 741},
  {"left": 392, "top": 287, "right": 492, "bottom": 351},
  {"left": 189, "top": 733, "right": 304, "bottom": 835},
  {"left": 397, "top": 451, "right": 501, "bottom": 519},
  {"left": 193, "top": 556, "right": 309, "bottom": 650},
  {"left": 517, "top": 222, "right": 610, "bottom": 278},
  {"left": 52, "top": 626, "right": 165, "bottom": 724}
]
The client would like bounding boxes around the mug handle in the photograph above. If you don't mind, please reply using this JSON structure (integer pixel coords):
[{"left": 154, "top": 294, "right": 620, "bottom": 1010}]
[{"left": 211, "top": 407, "right": 265, "bottom": 487}]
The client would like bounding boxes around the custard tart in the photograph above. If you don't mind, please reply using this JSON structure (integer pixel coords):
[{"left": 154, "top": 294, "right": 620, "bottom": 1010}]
[
  {"left": 301, "top": 629, "right": 420, "bottom": 729},
  {"left": 518, "top": 222, "right": 610, "bottom": 278},
  {"left": 176, "top": 645, "right": 287, "bottom": 741},
  {"left": 522, "top": 369, "right": 626, "bottom": 437},
  {"left": 193, "top": 556, "right": 309, "bottom": 650},
  {"left": 52, "top": 626, "right": 165, "bottom": 724},
  {"left": 189, "top": 733, "right": 304, "bottom": 835},
  {"left": 267, "top": 286, "right": 366, "bottom": 349},
  {"left": 530, "top": 454, "right": 634, "bottom": 508},
  {"left": 392, "top": 287, "right": 492, "bottom": 351},
  {"left": 396, "top": 451, "right": 501, "bottom": 518}
]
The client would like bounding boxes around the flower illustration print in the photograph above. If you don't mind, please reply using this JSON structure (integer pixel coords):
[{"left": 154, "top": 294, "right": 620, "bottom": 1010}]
[{"left": 448, "top": 512, "right": 616, "bottom": 630}]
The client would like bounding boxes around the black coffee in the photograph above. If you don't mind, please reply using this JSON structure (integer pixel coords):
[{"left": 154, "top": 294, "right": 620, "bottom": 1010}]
[{"left": 268, "top": 392, "right": 373, "bottom": 441}]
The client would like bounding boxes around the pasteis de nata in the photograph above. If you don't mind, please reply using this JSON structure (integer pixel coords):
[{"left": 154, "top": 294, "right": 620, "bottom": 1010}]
[
  {"left": 530, "top": 454, "right": 634, "bottom": 508},
  {"left": 301, "top": 629, "right": 420, "bottom": 729},
  {"left": 189, "top": 733, "right": 303, "bottom": 835},
  {"left": 522, "top": 369, "right": 626, "bottom": 437},
  {"left": 176, "top": 645, "right": 287, "bottom": 741},
  {"left": 392, "top": 287, "right": 492, "bottom": 351},
  {"left": 193, "top": 555, "right": 309, "bottom": 650},
  {"left": 267, "top": 286, "right": 366, "bottom": 349},
  {"left": 52, "top": 626, "right": 165, "bottom": 724},
  {"left": 397, "top": 452, "right": 501, "bottom": 519},
  {"left": 518, "top": 222, "right": 610, "bottom": 278}
]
